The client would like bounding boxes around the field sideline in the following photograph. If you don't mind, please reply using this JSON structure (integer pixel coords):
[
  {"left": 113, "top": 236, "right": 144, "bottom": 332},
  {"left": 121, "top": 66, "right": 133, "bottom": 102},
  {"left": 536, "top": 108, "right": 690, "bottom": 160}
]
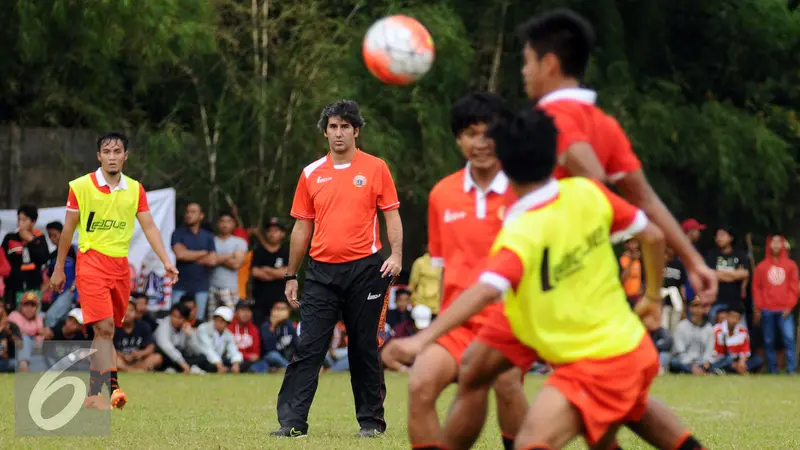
[{"left": 0, "top": 372, "right": 798, "bottom": 449}]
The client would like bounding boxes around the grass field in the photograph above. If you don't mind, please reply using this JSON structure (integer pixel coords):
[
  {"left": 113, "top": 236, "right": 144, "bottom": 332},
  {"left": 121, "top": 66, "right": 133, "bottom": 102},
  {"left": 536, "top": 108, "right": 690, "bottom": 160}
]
[{"left": 0, "top": 372, "right": 798, "bottom": 449}]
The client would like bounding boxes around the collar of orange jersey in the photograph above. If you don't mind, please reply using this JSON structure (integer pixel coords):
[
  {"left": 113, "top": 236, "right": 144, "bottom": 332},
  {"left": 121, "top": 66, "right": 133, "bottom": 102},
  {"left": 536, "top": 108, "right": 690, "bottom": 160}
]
[
  {"left": 537, "top": 87, "right": 597, "bottom": 106},
  {"left": 95, "top": 167, "right": 128, "bottom": 191},
  {"left": 462, "top": 163, "right": 509, "bottom": 194},
  {"left": 328, "top": 148, "right": 361, "bottom": 170},
  {"left": 504, "top": 178, "right": 559, "bottom": 223}
]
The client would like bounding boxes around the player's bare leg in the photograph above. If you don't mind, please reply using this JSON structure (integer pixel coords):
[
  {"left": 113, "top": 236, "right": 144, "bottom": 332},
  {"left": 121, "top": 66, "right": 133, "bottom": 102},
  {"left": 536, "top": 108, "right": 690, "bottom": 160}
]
[
  {"left": 440, "top": 342, "right": 523, "bottom": 450},
  {"left": 626, "top": 398, "right": 707, "bottom": 450},
  {"left": 407, "top": 344, "right": 459, "bottom": 448},
  {"left": 513, "top": 385, "right": 582, "bottom": 450},
  {"left": 588, "top": 424, "right": 622, "bottom": 450},
  {"left": 86, "top": 318, "right": 127, "bottom": 410}
]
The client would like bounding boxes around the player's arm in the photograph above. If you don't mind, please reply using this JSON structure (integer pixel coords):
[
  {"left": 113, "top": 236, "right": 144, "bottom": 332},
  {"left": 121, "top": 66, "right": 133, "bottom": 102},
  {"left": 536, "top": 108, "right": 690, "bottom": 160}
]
[
  {"left": 379, "top": 162, "right": 403, "bottom": 278},
  {"left": 137, "top": 211, "right": 178, "bottom": 273},
  {"left": 414, "top": 282, "right": 502, "bottom": 347},
  {"left": 562, "top": 142, "right": 606, "bottom": 181},
  {"left": 616, "top": 171, "right": 712, "bottom": 285}
]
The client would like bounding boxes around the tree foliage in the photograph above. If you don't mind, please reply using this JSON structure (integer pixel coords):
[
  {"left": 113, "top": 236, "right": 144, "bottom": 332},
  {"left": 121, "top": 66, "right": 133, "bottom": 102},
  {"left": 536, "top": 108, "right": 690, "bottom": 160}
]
[{"left": 0, "top": 0, "right": 798, "bottom": 256}]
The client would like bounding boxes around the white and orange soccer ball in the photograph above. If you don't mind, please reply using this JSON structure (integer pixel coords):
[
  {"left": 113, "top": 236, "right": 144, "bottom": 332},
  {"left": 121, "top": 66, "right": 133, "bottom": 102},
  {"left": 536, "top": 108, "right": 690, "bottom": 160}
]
[{"left": 362, "top": 15, "right": 435, "bottom": 86}]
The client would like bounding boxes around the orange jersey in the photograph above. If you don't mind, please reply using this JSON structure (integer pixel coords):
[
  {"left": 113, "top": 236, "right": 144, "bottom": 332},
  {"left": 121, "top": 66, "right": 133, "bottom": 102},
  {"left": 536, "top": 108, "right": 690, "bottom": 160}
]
[
  {"left": 291, "top": 150, "right": 400, "bottom": 264},
  {"left": 538, "top": 88, "right": 641, "bottom": 183},
  {"left": 427, "top": 167, "right": 516, "bottom": 325}
]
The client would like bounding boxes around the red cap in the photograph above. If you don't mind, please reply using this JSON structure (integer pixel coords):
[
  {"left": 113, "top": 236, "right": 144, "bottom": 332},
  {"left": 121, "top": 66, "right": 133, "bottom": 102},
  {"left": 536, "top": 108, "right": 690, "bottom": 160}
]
[{"left": 681, "top": 219, "right": 706, "bottom": 233}]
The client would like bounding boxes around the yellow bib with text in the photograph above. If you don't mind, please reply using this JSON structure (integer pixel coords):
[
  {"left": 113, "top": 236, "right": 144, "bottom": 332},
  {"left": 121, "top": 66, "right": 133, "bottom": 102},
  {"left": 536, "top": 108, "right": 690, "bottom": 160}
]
[
  {"left": 69, "top": 174, "right": 140, "bottom": 258},
  {"left": 496, "top": 178, "right": 645, "bottom": 364}
]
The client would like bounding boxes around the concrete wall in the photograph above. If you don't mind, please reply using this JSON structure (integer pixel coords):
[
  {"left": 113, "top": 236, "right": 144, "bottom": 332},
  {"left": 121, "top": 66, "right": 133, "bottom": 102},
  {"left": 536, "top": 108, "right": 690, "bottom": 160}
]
[{"left": 0, "top": 126, "right": 99, "bottom": 209}]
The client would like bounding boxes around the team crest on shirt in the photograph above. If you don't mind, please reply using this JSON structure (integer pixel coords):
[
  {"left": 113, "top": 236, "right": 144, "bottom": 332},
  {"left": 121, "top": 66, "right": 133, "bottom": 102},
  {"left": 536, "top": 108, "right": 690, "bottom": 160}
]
[{"left": 353, "top": 175, "right": 367, "bottom": 187}]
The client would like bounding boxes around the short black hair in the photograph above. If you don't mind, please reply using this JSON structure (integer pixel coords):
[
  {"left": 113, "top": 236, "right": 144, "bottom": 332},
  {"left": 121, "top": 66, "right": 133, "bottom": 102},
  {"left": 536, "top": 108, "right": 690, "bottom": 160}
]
[
  {"left": 488, "top": 108, "right": 558, "bottom": 184},
  {"left": 517, "top": 9, "right": 595, "bottom": 79},
  {"left": 171, "top": 304, "right": 192, "bottom": 319},
  {"left": 395, "top": 288, "right": 411, "bottom": 297},
  {"left": 97, "top": 131, "right": 129, "bottom": 152},
  {"left": 131, "top": 291, "right": 147, "bottom": 300},
  {"left": 17, "top": 204, "right": 38, "bottom": 222},
  {"left": 317, "top": 100, "right": 365, "bottom": 131},
  {"left": 179, "top": 293, "right": 197, "bottom": 305},
  {"left": 46, "top": 221, "right": 63, "bottom": 232},
  {"left": 217, "top": 211, "right": 235, "bottom": 221},
  {"left": 450, "top": 92, "right": 511, "bottom": 136}
]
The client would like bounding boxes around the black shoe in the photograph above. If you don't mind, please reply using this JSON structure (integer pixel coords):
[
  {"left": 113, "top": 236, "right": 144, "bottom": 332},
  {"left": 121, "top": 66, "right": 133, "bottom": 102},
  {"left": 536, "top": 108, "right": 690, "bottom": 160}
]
[
  {"left": 356, "top": 428, "right": 383, "bottom": 438},
  {"left": 269, "top": 426, "right": 307, "bottom": 438}
]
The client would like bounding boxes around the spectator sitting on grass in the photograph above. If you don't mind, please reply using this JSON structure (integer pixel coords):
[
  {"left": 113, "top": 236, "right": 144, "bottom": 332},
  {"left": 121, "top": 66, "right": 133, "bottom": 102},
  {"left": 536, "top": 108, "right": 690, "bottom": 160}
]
[
  {"left": 115, "top": 301, "right": 162, "bottom": 372},
  {"left": 0, "top": 298, "right": 22, "bottom": 372},
  {"left": 228, "top": 300, "right": 261, "bottom": 370},
  {"left": 392, "top": 304, "right": 431, "bottom": 338},
  {"left": 154, "top": 304, "right": 205, "bottom": 374},
  {"left": 132, "top": 291, "right": 159, "bottom": 333},
  {"left": 712, "top": 304, "right": 763, "bottom": 374},
  {"left": 670, "top": 298, "right": 715, "bottom": 375},
  {"left": 256, "top": 300, "right": 297, "bottom": 372},
  {"left": 39, "top": 308, "right": 92, "bottom": 341},
  {"left": 180, "top": 293, "right": 202, "bottom": 328},
  {"left": 193, "top": 306, "right": 244, "bottom": 373},
  {"left": 9, "top": 292, "right": 45, "bottom": 343},
  {"left": 386, "top": 288, "right": 412, "bottom": 329}
]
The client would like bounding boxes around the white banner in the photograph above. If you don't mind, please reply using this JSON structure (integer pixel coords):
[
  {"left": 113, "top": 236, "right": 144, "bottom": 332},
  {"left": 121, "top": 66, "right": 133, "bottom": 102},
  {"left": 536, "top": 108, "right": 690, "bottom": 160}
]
[{"left": 0, "top": 188, "right": 176, "bottom": 271}]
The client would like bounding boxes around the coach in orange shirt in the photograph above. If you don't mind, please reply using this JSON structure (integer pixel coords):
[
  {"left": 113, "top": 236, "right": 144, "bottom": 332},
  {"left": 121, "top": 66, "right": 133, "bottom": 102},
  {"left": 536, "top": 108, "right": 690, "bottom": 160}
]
[{"left": 270, "top": 100, "right": 403, "bottom": 439}]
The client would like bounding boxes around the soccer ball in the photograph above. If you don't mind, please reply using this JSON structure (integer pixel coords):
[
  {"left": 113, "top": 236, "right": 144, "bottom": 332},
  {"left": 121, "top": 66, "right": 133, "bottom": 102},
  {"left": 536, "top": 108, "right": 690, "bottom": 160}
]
[{"left": 362, "top": 15, "right": 435, "bottom": 86}]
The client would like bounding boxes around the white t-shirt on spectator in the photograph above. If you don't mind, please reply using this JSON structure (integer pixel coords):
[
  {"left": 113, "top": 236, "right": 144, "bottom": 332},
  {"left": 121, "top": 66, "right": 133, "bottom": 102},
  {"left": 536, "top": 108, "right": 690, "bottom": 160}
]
[{"left": 210, "top": 235, "right": 248, "bottom": 294}]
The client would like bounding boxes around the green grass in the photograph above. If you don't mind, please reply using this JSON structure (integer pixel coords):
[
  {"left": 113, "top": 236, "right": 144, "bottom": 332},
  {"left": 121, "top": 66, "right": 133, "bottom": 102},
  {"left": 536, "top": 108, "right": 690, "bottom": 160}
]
[{"left": 0, "top": 372, "right": 798, "bottom": 449}]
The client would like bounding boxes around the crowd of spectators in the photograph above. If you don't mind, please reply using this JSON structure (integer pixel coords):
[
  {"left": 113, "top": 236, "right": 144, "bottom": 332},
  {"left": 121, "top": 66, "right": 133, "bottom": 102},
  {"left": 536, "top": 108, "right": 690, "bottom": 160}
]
[
  {"left": 623, "top": 220, "right": 798, "bottom": 376},
  {"left": 1, "top": 202, "right": 796, "bottom": 377},
  {"left": 0, "top": 202, "right": 434, "bottom": 375}
]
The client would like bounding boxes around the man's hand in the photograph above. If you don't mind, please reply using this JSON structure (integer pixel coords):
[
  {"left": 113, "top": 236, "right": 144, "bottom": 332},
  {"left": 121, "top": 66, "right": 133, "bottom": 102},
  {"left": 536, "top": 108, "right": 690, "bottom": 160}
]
[
  {"left": 49, "top": 268, "right": 67, "bottom": 293},
  {"left": 38, "top": 327, "right": 54, "bottom": 340},
  {"left": 163, "top": 263, "right": 179, "bottom": 286},
  {"left": 180, "top": 362, "right": 192, "bottom": 373},
  {"left": 691, "top": 364, "right": 706, "bottom": 375},
  {"left": 380, "top": 254, "right": 402, "bottom": 279},
  {"left": 634, "top": 295, "right": 662, "bottom": 330},
  {"left": 686, "top": 261, "right": 718, "bottom": 301},
  {"left": 381, "top": 336, "right": 424, "bottom": 372},
  {"left": 231, "top": 363, "right": 240, "bottom": 374},
  {"left": 782, "top": 310, "right": 792, "bottom": 319},
  {"left": 248, "top": 354, "right": 259, "bottom": 362},
  {"left": 734, "top": 358, "right": 747, "bottom": 374},
  {"left": 285, "top": 279, "right": 300, "bottom": 309},
  {"left": 216, "top": 362, "right": 227, "bottom": 373},
  {"left": 754, "top": 310, "right": 762, "bottom": 326}
]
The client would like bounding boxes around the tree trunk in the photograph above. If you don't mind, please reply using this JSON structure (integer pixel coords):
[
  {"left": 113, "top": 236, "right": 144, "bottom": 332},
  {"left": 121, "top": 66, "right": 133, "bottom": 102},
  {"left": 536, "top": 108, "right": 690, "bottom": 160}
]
[
  {"left": 256, "top": 0, "right": 270, "bottom": 226},
  {"left": 8, "top": 123, "right": 22, "bottom": 209},
  {"left": 487, "top": 2, "right": 508, "bottom": 94}
]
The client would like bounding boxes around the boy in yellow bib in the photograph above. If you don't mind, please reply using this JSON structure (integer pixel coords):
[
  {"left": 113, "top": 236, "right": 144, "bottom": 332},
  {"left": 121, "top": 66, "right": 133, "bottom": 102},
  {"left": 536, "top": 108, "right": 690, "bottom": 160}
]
[
  {"left": 50, "top": 132, "right": 178, "bottom": 410},
  {"left": 384, "top": 110, "right": 705, "bottom": 449}
]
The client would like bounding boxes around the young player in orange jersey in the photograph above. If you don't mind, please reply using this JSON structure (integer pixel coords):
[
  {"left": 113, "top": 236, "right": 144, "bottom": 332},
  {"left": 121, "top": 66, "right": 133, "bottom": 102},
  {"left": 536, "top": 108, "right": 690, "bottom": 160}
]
[
  {"left": 404, "top": 92, "right": 537, "bottom": 450},
  {"left": 385, "top": 109, "right": 706, "bottom": 450},
  {"left": 50, "top": 133, "right": 178, "bottom": 409}
]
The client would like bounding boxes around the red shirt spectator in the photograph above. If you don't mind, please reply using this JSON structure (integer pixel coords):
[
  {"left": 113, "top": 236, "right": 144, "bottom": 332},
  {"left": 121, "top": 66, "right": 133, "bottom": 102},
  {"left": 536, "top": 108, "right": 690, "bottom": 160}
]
[
  {"left": 228, "top": 301, "right": 261, "bottom": 362},
  {"left": 753, "top": 235, "right": 799, "bottom": 313},
  {"left": 713, "top": 320, "right": 751, "bottom": 360}
]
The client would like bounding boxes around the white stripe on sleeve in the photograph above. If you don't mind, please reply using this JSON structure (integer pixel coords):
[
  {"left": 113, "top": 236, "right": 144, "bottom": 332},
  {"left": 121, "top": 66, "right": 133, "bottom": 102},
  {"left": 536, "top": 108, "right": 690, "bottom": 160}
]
[{"left": 610, "top": 210, "right": 649, "bottom": 244}]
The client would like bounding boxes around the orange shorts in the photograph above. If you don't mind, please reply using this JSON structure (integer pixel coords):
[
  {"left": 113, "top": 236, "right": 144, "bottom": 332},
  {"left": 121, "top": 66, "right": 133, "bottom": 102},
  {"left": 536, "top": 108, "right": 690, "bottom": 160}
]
[
  {"left": 76, "top": 274, "right": 131, "bottom": 327},
  {"left": 546, "top": 336, "right": 659, "bottom": 444},
  {"left": 475, "top": 306, "right": 539, "bottom": 371},
  {"left": 435, "top": 324, "right": 475, "bottom": 365}
]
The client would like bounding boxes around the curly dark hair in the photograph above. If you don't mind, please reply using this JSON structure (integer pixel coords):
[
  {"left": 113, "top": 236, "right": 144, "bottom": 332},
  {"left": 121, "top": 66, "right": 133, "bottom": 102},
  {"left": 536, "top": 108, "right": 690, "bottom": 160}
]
[{"left": 317, "top": 100, "right": 366, "bottom": 131}]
